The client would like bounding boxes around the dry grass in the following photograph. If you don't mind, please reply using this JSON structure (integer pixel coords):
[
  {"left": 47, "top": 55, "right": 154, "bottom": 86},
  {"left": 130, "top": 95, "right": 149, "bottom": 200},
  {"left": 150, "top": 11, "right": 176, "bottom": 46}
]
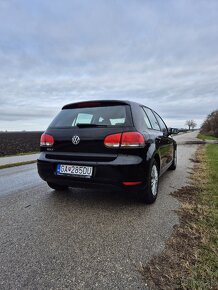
[{"left": 141, "top": 145, "right": 218, "bottom": 290}]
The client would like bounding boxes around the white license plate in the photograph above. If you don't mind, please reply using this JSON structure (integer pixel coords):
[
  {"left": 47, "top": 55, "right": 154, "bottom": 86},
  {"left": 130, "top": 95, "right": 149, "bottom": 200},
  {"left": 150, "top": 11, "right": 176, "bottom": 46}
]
[{"left": 57, "top": 164, "right": 93, "bottom": 177}]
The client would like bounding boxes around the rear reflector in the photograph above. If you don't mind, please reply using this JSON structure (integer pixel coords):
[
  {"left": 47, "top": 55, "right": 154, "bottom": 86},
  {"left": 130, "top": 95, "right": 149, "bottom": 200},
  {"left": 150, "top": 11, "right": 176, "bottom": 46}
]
[
  {"left": 104, "top": 132, "right": 145, "bottom": 148},
  {"left": 40, "top": 133, "right": 54, "bottom": 147},
  {"left": 122, "top": 181, "right": 143, "bottom": 186}
]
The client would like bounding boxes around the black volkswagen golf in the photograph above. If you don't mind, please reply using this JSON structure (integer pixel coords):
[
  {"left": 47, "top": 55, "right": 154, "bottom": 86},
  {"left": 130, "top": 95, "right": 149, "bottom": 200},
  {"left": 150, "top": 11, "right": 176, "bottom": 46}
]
[{"left": 37, "top": 100, "right": 177, "bottom": 203}]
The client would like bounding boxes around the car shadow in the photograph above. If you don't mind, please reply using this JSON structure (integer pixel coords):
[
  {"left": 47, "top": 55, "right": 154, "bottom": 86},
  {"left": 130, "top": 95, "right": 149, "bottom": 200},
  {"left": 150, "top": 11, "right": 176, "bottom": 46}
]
[{"left": 49, "top": 186, "right": 146, "bottom": 208}]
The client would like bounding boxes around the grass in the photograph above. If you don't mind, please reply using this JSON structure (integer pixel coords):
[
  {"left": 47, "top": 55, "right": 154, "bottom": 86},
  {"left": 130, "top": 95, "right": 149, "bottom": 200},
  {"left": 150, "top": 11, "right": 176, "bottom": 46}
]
[
  {"left": 0, "top": 151, "right": 39, "bottom": 158},
  {"left": 197, "top": 133, "right": 218, "bottom": 141},
  {"left": 187, "top": 144, "right": 218, "bottom": 289},
  {"left": 0, "top": 160, "right": 37, "bottom": 170},
  {"left": 141, "top": 144, "right": 218, "bottom": 289}
]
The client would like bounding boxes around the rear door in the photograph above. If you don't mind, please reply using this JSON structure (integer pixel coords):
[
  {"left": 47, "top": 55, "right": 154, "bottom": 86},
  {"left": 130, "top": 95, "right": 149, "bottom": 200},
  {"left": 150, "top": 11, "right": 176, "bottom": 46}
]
[
  {"left": 153, "top": 111, "right": 174, "bottom": 166},
  {"left": 143, "top": 107, "right": 171, "bottom": 171},
  {"left": 45, "top": 102, "right": 134, "bottom": 161}
]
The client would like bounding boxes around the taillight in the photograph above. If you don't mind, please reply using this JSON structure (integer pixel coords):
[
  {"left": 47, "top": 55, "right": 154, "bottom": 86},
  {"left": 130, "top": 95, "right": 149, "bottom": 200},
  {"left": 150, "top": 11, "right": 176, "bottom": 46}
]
[
  {"left": 40, "top": 133, "right": 54, "bottom": 147},
  {"left": 104, "top": 132, "right": 145, "bottom": 148},
  {"left": 121, "top": 132, "right": 145, "bottom": 148},
  {"left": 104, "top": 133, "right": 122, "bottom": 148}
]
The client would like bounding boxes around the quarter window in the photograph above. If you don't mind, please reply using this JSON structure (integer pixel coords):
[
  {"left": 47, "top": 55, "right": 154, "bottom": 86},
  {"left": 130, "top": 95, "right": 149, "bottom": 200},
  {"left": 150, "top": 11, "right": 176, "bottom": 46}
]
[
  {"left": 143, "top": 107, "right": 160, "bottom": 130},
  {"left": 153, "top": 112, "right": 168, "bottom": 132},
  {"left": 141, "top": 107, "right": 152, "bottom": 129}
]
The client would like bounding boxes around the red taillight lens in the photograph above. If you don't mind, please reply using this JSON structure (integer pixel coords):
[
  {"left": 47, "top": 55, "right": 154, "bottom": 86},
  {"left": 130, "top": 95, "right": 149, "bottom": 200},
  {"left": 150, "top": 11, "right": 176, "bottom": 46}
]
[
  {"left": 104, "top": 132, "right": 145, "bottom": 148},
  {"left": 40, "top": 133, "right": 54, "bottom": 147},
  {"left": 121, "top": 132, "right": 145, "bottom": 148},
  {"left": 104, "top": 133, "right": 122, "bottom": 148}
]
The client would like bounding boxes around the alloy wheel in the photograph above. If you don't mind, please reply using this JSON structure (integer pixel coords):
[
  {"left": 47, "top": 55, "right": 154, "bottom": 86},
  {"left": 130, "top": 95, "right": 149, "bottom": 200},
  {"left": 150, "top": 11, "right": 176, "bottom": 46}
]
[{"left": 151, "top": 164, "right": 159, "bottom": 196}]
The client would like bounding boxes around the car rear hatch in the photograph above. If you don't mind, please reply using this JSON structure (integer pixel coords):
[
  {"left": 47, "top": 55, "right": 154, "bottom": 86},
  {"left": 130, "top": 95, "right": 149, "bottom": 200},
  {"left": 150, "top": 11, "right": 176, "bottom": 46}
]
[{"left": 42, "top": 101, "right": 134, "bottom": 162}]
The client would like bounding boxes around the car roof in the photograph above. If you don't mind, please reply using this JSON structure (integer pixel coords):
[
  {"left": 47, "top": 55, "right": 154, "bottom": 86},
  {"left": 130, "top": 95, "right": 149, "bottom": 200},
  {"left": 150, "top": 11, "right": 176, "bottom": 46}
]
[{"left": 62, "top": 100, "right": 144, "bottom": 109}]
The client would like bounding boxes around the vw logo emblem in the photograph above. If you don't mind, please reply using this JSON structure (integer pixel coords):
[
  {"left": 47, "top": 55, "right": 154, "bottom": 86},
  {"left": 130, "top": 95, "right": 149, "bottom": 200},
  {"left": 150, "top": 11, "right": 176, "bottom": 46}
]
[{"left": 72, "top": 135, "right": 80, "bottom": 145}]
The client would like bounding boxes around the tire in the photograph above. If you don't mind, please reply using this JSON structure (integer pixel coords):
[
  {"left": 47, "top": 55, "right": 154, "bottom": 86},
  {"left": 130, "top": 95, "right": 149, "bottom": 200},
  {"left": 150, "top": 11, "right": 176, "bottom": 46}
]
[
  {"left": 140, "top": 159, "right": 159, "bottom": 204},
  {"left": 169, "top": 148, "right": 177, "bottom": 170},
  {"left": 47, "top": 182, "right": 68, "bottom": 190}
]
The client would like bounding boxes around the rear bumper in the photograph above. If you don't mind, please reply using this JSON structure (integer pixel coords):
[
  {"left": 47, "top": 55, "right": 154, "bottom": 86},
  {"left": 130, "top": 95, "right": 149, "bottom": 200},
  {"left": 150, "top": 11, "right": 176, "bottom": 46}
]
[{"left": 37, "top": 152, "right": 147, "bottom": 189}]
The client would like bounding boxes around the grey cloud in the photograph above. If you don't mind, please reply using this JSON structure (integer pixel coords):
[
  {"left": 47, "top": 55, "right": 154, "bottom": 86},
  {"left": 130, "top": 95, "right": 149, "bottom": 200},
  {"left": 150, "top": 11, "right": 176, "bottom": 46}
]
[{"left": 0, "top": 0, "right": 218, "bottom": 130}]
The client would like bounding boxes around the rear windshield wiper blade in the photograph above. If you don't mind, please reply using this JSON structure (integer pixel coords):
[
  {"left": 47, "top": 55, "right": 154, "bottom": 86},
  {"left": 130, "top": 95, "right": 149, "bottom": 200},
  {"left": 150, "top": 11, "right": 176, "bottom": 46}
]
[{"left": 76, "top": 123, "right": 109, "bottom": 128}]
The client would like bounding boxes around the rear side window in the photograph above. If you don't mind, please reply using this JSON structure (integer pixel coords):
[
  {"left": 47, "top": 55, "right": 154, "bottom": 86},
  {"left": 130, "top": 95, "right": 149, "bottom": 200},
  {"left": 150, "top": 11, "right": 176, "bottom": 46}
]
[
  {"left": 49, "top": 105, "right": 132, "bottom": 128},
  {"left": 153, "top": 112, "right": 168, "bottom": 132},
  {"left": 140, "top": 107, "right": 152, "bottom": 129},
  {"left": 143, "top": 107, "right": 160, "bottom": 130}
]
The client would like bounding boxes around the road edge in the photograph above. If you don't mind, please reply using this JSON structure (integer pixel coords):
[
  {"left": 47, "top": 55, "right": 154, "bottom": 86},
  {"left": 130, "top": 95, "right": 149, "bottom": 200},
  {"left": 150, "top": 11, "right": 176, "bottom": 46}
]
[{"left": 0, "top": 160, "right": 37, "bottom": 170}]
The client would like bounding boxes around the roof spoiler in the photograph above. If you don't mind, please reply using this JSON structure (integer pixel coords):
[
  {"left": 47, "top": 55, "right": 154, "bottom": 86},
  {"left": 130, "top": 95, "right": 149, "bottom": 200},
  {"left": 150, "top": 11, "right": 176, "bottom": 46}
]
[{"left": 62, "top": 100, "right": 129, "bottom": 109}]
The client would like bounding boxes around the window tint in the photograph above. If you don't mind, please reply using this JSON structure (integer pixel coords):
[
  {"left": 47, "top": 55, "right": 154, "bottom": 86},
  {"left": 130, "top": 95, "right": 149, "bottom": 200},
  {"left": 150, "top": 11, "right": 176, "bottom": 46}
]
[
  {"left": 153, "top": 112, "right": 168, "bottom": 132},
  {"left": 141, "top": 107, "right": 152, "bottom": 129},
  {"left": 143, "top": 107, "right": 160, "bottom": 130},
  {"left": 49, "top": 105, "right": 132, "bottom": 128}
]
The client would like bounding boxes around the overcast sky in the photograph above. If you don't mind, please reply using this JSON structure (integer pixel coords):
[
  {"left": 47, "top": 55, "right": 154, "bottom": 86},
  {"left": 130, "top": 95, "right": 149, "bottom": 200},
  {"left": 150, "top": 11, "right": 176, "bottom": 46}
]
[{"left": 0, "top": 0, "right": 218, "bottom": 131}]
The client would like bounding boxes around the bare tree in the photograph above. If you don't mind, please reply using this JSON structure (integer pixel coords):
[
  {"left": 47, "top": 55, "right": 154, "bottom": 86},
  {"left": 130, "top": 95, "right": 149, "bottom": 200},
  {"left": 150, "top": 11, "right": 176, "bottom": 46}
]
[
  {"left": 185, "top": 120, "right": 192, "bottom": 130},
  {"left": 190, "top": 120, "right": 197, "bottom": 130},
  {"left": 185, "top": 120, "right": 197, "bottom": 131}
]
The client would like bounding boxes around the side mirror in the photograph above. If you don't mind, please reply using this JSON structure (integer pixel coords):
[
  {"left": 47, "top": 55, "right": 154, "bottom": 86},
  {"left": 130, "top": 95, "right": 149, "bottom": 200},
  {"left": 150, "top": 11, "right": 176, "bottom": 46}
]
[{"left": 168, "top": 128, "right": 179, "bottom": 135}]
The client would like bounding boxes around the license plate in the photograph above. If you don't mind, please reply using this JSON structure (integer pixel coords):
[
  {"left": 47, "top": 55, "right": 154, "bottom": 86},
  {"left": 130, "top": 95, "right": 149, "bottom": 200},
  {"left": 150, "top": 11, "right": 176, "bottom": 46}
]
[{"left": 57, "top": 164, "right": 93, "bottom": 177}]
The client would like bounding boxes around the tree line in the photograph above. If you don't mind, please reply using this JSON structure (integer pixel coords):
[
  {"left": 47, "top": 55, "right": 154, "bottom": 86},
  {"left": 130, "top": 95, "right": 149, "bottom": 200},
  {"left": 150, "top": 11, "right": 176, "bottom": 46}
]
[
  {"left": 185, "top": 110, "right": 218, "bottom": 137},
  {"left": 200, "top": 110, "right": 218, "bottom": 137}
]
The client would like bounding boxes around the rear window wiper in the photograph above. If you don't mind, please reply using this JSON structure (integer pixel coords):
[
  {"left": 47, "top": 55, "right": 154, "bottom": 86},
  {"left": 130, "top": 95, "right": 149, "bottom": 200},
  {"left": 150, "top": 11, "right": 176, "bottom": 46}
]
[{"left": 76, "top": 123, "right": 109, "bottom": 128}]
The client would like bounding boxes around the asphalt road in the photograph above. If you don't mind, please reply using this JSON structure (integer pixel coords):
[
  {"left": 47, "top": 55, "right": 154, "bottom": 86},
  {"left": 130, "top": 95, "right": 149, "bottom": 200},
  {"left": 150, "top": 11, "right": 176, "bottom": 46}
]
[
  {"left": 0, "top": 133, "right": 198, "bottom": 290},
  {"left": 174, "top": 130, "right": 200, "bottom": 144}
]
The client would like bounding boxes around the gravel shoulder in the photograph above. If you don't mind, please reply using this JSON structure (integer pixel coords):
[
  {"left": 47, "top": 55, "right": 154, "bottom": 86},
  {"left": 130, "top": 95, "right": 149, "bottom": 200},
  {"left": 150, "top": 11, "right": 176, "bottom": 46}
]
[{"left": 0, "top": 153, "right": 39, "bottom": 167}]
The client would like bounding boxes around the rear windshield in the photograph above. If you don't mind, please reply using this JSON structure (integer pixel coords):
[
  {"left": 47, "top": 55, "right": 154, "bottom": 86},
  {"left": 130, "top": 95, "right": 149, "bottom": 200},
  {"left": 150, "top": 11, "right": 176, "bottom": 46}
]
[{"left": 49, "top": 105, "right": 132, "bottom": 128}]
